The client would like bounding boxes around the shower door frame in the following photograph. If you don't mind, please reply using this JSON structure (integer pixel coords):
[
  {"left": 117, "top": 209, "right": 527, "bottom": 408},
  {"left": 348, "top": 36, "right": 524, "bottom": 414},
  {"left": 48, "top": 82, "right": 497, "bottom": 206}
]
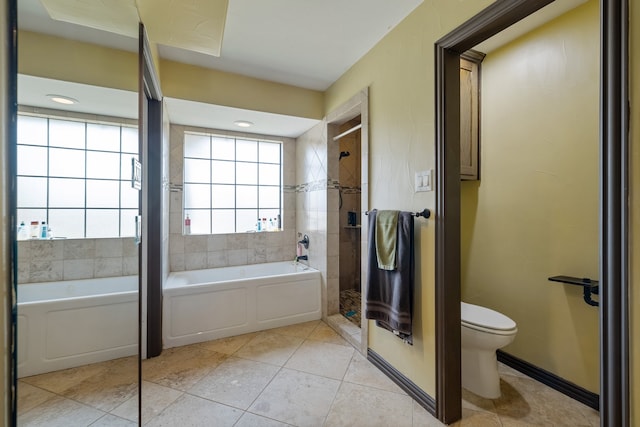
[{"left": 434, "top": 0, "right": 629, "bottom": 424}]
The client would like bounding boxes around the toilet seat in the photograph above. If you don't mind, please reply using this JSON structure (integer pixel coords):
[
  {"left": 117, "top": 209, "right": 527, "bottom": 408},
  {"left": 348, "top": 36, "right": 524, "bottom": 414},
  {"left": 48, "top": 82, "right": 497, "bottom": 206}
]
[{"left": 461, "top": 302, "right": 517, "bottom": 335}]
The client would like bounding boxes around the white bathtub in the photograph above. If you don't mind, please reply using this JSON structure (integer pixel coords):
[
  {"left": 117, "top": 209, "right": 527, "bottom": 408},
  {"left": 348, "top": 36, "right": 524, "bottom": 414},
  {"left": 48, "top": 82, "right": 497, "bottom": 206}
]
[
  {"left": 164, "top": 261, "right": 321, "bottom": 348},
  {"left": 17, "top": 276, "right": 138, "bottom": 378}
]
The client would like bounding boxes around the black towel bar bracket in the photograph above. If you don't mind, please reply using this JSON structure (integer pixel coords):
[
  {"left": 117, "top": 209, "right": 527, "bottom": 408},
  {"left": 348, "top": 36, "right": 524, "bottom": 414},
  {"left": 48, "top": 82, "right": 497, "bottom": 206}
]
[
  {"left": 548, "top": 276, "right": 599, "bottom": 307},
  {"left": 365, "top": 209, "right": 431, "bottom": 218}
]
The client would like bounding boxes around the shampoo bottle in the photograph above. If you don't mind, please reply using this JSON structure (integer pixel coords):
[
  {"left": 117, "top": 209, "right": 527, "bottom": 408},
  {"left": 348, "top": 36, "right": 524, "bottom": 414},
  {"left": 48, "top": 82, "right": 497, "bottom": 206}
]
[{"left": 30, "top": 221, "right": 39, "bottom": 239}]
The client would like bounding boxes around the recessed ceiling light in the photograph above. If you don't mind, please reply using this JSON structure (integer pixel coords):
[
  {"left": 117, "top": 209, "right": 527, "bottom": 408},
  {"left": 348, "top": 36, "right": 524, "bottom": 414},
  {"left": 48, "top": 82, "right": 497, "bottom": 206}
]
[
  {"left": 46, "top": 94, "right": 79, "bottom": 105},
  {"left": 234, "top": 120, "right": 254, "bottom": 128}
]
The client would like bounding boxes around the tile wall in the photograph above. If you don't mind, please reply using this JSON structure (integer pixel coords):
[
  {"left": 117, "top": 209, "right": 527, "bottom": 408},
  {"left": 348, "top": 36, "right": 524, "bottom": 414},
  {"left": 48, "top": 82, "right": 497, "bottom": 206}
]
[
  {"left": 295, "top": 119, "right": 336, "bottom": 318},
  {"left": 17, "top": 238, "right": 138, "bottom": 284},
  {"left": 168, "top": 124, "right": 297, "bottom": 272}
]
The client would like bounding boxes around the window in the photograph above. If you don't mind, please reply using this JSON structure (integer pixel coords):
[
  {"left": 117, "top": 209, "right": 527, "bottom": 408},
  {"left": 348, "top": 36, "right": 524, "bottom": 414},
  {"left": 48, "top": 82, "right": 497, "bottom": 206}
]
[
  {"left": 183, "top": 132, "right": 282, "bottom": 234},
  {"left": 17, "top": 113, "right": 139, "bottom": 239}
]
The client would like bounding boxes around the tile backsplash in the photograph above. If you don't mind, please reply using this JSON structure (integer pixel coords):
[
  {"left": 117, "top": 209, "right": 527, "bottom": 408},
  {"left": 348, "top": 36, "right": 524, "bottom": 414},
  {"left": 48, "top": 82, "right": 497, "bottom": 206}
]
[{"left": 17, "top": 238, "right": 139, "bottom": 284}]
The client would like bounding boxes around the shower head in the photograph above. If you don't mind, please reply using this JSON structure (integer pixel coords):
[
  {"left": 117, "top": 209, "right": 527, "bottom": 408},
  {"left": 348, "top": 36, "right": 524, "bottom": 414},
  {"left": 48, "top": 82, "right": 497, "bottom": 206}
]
[{"left": 339, "top": 151, "right": 351, "bottom": 160}]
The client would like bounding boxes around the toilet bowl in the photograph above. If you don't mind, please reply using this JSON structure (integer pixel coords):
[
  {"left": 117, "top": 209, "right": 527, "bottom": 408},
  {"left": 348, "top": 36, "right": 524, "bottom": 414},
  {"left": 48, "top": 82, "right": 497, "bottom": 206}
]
[{"left": 461, "top": 301, "right": 517, "bottom": 399}]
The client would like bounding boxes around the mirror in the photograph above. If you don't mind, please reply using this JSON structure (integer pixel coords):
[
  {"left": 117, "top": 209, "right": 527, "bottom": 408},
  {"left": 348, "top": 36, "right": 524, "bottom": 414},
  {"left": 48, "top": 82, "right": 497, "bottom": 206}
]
[{"left": 15, "top": 0, "right": 140, "bottom": 425}]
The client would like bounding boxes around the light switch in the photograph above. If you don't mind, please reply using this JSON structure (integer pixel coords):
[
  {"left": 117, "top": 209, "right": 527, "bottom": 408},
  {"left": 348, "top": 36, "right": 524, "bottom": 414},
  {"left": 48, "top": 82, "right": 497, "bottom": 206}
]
[
  {"left": 415, "top": 169, "right": 433, "bottom": 192},
  {"left": 423, "top": 169, "right": 432, "bottom": 191}
]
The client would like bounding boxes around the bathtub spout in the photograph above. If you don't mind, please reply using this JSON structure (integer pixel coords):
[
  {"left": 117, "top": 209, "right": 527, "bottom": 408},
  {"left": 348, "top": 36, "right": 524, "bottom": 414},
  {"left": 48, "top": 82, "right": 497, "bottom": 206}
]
[{"left": 296, "top": 255, "right": 308, "bottom": 262}]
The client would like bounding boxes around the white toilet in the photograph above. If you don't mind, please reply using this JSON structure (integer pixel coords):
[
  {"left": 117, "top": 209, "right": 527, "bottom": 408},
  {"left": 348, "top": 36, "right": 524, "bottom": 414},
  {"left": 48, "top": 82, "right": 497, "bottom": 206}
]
[{"left": 461, "top": 301, "right": 517, "bottom": 399}]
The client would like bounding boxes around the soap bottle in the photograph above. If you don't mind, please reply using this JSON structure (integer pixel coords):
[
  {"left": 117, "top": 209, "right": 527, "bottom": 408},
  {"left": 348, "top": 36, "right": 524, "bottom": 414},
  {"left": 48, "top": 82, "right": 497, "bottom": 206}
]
[
  {"left": 17, "top": 222, "right": 28, "bottom": 240},
  {"left": 40, "top": 221, "right": 48, "bottom": 239},
  {"left": 184, "top": 214, "right": 191, "bottom": 234},
  {"left": 257, "top": 218, "right": 262, "bottom": 231}
]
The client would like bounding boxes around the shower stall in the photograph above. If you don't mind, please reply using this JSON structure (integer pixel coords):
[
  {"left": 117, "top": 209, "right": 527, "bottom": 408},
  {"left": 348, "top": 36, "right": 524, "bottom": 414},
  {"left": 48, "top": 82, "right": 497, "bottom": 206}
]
[{"left": 336, "top": 117, "right": 362, "bottom": 327}]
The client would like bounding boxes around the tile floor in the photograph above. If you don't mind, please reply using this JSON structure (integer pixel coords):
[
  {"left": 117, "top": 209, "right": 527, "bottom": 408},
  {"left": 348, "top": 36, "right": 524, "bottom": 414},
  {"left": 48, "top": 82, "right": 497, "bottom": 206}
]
[
  {"left": 339, "top": 289, "right": 361, "bottom": 327},
  {"left": 18, "top": 320, "right": 600, "bottom": 426}
]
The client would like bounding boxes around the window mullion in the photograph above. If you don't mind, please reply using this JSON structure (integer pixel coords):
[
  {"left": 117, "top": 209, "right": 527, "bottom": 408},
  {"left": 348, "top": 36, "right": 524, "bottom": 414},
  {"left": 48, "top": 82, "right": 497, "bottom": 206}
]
[
  {"left": 45, "top": 117, "right": 51, "bottom": 228},
  {"left": 256, "top": 141, "right": 260, "bottom": 228},
  {"left": 234, "top": 137, "right": 238, "bottom": 233},
  {"left": 83, "top": 122, "right": 88, "bottom": 238},
  {"left": 210, "top": 135, "right": 214, "bottom": 235},
  {"left": 118, "top": 126, "right": 122, "bottom": 238}
]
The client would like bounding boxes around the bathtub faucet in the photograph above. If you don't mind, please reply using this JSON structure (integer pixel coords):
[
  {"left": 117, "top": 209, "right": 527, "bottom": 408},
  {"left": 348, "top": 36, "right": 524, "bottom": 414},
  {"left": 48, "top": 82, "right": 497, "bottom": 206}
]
[{"left": 295, "top": 255, "right": 308, "bottom": 262}]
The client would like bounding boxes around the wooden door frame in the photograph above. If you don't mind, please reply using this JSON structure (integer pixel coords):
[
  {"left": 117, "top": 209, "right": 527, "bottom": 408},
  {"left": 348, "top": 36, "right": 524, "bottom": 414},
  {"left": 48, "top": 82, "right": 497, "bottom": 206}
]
[{"left": 434, "top": 0, "right": 629, "bottom": 424}]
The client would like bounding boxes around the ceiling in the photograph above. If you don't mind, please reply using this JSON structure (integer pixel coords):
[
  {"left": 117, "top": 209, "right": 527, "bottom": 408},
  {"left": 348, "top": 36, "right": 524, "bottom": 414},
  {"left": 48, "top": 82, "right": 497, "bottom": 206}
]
[
  {"left": 18, "top": 0, "right": 587, "bottom": 138},
  {"left": 18, "top": 0, "right": 423, "bottom": 136}
]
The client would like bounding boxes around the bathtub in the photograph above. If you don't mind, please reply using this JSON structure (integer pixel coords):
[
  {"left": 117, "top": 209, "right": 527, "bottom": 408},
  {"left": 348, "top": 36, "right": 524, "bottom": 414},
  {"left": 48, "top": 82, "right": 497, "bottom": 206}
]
[
  {"left": 17, "top": 276, "right": 138, "bottom": 378},
  {"left": 164, "top": 261, "right": 321, "bottom": 348}
]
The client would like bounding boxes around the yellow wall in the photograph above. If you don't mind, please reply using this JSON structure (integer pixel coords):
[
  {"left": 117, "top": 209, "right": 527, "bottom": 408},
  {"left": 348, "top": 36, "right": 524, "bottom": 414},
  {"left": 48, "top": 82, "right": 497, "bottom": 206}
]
[
  {"left": 461, "top": 1, "right": 599, "bottom": 393},
  {"left": 159, "top": 59, "right": 324, "bottom": 119},
  {"left": 18, "top": 31, "right": 138, "bottom": 92},
  {"left": 630, "top": 0, "right": 640, "bottom": 422},
  {"left": 324, "top": 0, "right": 493, "bottom": 396},
  {"left": 18, "top": 31, "right": 323, "bottom": 122}
]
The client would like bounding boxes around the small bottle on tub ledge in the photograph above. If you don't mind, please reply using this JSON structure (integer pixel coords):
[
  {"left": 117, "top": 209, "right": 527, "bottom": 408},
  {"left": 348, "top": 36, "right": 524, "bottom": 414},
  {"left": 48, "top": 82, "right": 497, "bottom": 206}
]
[{"left": 184, "top": 214, "right": 191, "bottom": 234}]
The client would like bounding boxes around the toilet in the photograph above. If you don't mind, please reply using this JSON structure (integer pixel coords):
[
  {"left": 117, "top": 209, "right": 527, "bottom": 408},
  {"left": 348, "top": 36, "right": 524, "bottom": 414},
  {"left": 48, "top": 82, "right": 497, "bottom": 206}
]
[{"left": 461, "top": 301, "right": 517, "bottom": 399}]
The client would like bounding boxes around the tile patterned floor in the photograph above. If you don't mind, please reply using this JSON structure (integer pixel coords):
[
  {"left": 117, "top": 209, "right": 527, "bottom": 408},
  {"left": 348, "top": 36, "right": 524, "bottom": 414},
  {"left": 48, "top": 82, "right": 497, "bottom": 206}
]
[
  {"left": 339, "top": 289, "right": 361, "bottom": 327},
  {"left": 17, "top": 320, "right": 600, "bottom": 426}
]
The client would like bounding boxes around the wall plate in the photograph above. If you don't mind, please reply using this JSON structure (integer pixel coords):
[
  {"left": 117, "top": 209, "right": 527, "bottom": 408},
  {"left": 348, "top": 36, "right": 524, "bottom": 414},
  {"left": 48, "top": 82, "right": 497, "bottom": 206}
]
[{"left": 415, "top": 169, "right": 433, "bottom": 192}]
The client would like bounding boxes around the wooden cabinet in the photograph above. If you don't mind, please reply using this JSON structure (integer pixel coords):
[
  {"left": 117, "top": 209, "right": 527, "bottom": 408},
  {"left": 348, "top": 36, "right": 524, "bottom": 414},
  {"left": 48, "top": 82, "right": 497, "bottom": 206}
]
[{"left": 460, "top": 52, "right": 483, "bottom": 180}]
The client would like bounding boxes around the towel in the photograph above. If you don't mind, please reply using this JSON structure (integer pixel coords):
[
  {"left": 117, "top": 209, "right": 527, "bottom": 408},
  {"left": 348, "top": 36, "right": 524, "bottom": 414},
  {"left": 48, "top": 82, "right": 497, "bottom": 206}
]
[
  {"left": 365, "top": 210, "right": 415, "bottom": 344},
  {"left": 375, "top": 210, "right": 399, "bottom": 270}
]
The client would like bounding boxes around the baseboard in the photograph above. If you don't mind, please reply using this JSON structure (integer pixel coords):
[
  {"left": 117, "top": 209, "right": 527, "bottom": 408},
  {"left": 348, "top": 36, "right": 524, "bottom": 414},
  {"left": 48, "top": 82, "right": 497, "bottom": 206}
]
[
  {"left": 367, "top": 349, "right": 436, "bottom": 415},
  {"left": 497, "top": 350, "right": 599, "bottom": 411}
]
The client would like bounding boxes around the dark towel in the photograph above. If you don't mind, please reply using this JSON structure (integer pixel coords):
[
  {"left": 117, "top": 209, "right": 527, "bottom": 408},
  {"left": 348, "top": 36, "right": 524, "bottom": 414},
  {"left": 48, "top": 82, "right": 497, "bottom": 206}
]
[{"left": 365, "top": 210, "right": 414, "bottom": 344}]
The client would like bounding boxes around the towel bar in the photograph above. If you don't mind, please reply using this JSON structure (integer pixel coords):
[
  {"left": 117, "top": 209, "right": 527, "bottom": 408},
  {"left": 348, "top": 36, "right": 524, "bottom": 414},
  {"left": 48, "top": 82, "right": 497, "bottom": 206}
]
[
  {"left": 365, "top": 208, "right": 431, "bottom": 218},
  {"left": 548, "top": 276, "right": 599, "bottom": 307}
]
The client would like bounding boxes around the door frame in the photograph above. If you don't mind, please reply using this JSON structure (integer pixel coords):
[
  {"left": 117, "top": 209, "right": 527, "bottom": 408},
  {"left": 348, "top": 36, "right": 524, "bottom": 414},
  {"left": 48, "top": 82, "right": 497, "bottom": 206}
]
[
  {"left": 326, "top": 88, "right": 370, "bottom": 353},
  {"left": 139, "top": 23, "right": 164, "bottom": 362},
  {"left": 138, "top": 22, "right": 163, "bottom": 421},
  {"left": 434, "top": 0, "right": 629, "bottom": 424},
  {"left": 3, "top": 0, "right": 18, "bottom": 424}
]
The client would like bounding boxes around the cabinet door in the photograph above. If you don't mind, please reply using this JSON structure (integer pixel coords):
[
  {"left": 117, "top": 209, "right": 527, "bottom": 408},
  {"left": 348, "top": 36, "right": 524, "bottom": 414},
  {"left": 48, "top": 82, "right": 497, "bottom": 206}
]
[{"left": 460, "top": 57, "right": 479, "bottom": 180}]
